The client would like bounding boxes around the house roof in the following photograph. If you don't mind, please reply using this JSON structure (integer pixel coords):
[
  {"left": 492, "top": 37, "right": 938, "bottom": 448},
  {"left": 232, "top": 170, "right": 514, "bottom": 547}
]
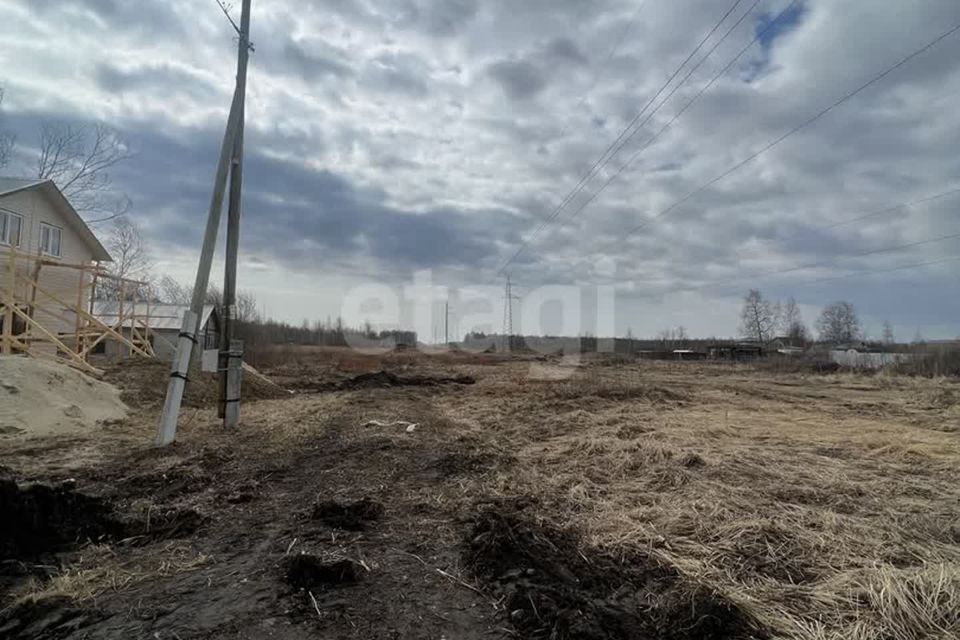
[
  {"left": 92, "top": 302, "right": 217, "bottom": 331},
  {"left": 0, "top": 177, "right": 112, "bottom": 262}
]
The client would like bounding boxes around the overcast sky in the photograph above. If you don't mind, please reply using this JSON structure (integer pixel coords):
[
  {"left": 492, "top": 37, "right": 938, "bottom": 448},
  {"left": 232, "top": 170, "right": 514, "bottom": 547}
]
[{"left": 2, "top": 0, "right": 959, "bottom": 340}]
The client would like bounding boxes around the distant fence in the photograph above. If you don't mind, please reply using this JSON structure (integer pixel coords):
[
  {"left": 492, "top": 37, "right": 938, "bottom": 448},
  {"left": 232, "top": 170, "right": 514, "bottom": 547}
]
[{"left": 829, "top": 350, "right": 912, "bottom": 370}]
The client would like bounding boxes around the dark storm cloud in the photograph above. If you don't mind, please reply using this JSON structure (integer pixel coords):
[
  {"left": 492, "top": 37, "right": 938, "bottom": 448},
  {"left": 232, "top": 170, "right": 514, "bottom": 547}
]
[
  {"left": 487, "top": 59, "right": 548, "bottom": 100},
  {"left": 543, "top": 37, "right": 590, "bottom": 66},
  {"left": 72, "top": 117, "right": 514, "bottom": 275},
  {"left": 29, "top": 0, "right": 186, "bottom": 37},
  {"left": 95, "top": 63, "right": 221, "bottom": 101},
  {"left": 393, "top": 0, "right": 480, "bottom": 37},
  {"left": 236, "top": 152, "right": 512, "bottom": 271},
  {"left": 281, "top": 41, "right": 355, "bottom": 83}
]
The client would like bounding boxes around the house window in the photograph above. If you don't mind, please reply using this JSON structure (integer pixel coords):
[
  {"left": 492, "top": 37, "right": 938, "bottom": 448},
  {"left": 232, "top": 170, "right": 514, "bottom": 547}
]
[
  {"left": 40, "top": 223, "right": 62, "bottom": 257},
  {"left": 0, "top": 210, "right": 23, "bottom": 247}
]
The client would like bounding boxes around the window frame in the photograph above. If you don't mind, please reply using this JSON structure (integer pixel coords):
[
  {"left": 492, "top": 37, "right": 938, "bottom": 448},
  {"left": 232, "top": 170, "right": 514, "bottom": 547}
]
[
  {"left": 40, "top": 222, "right": 63, "bottom": 258},
  {"left": 0, "top": 210, "right": 24, "bottom": 248}
]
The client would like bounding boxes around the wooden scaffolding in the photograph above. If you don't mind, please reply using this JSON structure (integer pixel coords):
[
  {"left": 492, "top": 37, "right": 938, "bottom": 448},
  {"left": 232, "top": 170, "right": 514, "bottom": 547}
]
[{"left": 0, "top": 246, "right": 156, "bottom": 375}]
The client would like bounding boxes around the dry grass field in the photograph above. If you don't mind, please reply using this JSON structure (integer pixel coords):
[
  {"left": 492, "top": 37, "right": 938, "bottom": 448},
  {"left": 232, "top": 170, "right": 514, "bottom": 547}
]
[{"left": 1, "top": 348, "right": 958, "bottom": 639}]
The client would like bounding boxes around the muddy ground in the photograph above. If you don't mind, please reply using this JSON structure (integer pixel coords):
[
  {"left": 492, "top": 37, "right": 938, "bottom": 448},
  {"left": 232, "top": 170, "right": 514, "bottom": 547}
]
[{"left": 1, "top": 349, "right": 959, "bottom": 639}]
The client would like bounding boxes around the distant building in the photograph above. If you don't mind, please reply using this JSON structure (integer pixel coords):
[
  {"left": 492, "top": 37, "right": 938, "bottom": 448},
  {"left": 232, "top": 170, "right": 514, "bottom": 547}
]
[
  {"left": 672, "top": 349, "right": 706, "bottom": 361},
  {"left": 92, "top": 302, "right": 219, "bottom": 362},
  {"left": 708, "top": 342, "right": 764, "bottom": 361},
  {"left": 768, "top": 336, "right": 806, "bottom": 356}
]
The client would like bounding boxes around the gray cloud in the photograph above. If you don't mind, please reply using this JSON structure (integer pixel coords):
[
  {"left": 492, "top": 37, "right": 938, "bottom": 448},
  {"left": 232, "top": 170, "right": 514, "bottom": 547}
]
[
  {"left": 362, "top": 51, "right": 431, "bottom": 98},
  {"left": 1, "top": 0, "right": 959, "bottom": 336},
  {"left": 282, "top": 40, "right": 355, "bottom": 83},
  {"left": 95, "top": 63, "right": 220, "bottom": 102},
  {"left": 487, "top": 59, "right": 547, "bottom": 100}
]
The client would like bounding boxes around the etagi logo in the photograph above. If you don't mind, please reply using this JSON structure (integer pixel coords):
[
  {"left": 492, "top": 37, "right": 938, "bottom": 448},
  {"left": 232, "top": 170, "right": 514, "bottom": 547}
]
[{"left": 337, "top": 263, "right": 629, "bottom": 380}]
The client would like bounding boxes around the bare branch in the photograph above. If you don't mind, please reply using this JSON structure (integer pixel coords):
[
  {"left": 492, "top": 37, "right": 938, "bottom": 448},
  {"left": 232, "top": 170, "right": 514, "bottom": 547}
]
[
  {"left": 96, "top": 215, "right": 154, "bottom": 301},
  {"left": 36, "top": 121, "right": 132, "bottom": 215},
  {"left": 85, "top": 196, "right": 132, "bottom": 225}
]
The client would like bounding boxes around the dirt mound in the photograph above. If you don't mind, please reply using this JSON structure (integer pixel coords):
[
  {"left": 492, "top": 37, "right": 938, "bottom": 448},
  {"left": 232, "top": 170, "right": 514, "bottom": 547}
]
[
  {"left": 101, "top": 357, "right": 289, "bottom": 409},
  {"left": 431, "top": 451, "right": 515, "bottom": 477},
  {"left": 0, "top": 357, "right": 127, "bottom": 437},
  {"left": 307, "top": 370, "right": 476, "bottom": 392},
  {"left": 0, "top": 478, "right": 203, "bottom": 602},
  {"left": 463, "top": 503, "right": 764, "bottom": 640},
  {"left": 0, "top": 594, "right": 103, "bottom": 640},
  {"left": 0, "top": 479, "right": 124, "bottom": 560},
  {"left": 282, "top": 555, "right": 361, "bottom": 590},
  {"left": 312, "top": 498, "right": 385, "bottom": 530}
]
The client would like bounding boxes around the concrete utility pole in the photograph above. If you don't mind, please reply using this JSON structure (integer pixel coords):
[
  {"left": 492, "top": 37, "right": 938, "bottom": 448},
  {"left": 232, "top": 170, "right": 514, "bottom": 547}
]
[
  {"left": 444, "top": 301, "right": 449, "bottom": 345},
  {"left": 157, "top": 0, "right": 252, "bottom": 446},
  {"left": 502, "top": 275, "right": 519, "bottom": 352},
  {"left": 220, "top": 0, "right": 252, "bottom": 428}
]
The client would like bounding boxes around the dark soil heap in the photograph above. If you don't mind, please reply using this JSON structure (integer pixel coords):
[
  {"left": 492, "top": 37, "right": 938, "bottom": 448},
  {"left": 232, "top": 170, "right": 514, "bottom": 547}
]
[
  {"left": 100, "top": 358, "right": 289, "bottom": 409},
  {"left": 0, "top": 479, "right": 124, "bottom": 561},
  {"left": 305, "top": 370, "right": 477, "bottom": 392},
  {"left": 312, "top": 497, "right": 385, "bottom": 530},
  {"left": 282, "top": 555, "right": 361, "bottom": 590},
  {"left": 462, "top": 503, "right": 765, "bottom": 640}
]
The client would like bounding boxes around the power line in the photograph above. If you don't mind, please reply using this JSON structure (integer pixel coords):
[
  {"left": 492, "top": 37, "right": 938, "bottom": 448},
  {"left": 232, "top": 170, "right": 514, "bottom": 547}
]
[
  {"left": 551, "top": 0, "right": 652, "bottom": 144},
  {"left": 692, "top": 229, "right": 960, "bottom": 292},
  {"left": 621, "top": 20, "right": 960, "bottom": 239},
  {"left": 788, "top": 254, "right": 960, "bottom": 289},
  {"left": 541, "top": 0, "right": 802, "bottom": 244},
  {"left": 759, "top": 186, "right": 960, "bottom": 249},
  {"left": 498, "top": 0, "right": 749, "bottom": 275},
  {"left": 618, "top": 228, "right": 960, "bottom": 302},
  {"left": 529, "top": 18, "right": 960, "bottom": 286}
]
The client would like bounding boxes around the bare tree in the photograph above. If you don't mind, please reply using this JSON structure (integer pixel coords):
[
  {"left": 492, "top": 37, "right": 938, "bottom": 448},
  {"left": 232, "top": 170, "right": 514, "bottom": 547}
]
[
  {"left": 36, "top": 122, "right": 131, "bottom": 216},
  {"left": 882, "top": 320, "right": 895, "bottom": 345},
  {"left": 97, "top": 216, "right": 153, "bottom": 300},
  {"left": 235, "top": 290, "right": 260, "bottom": 323},
  {"left": 158, "top": 275, "right": 191, "bottom": 305},
  {"left": 0, "top": 88, "right": 13, "bottom": 168},
  {"left": 739, "top": 289, "right": 776, "bottom": 343},
  {"left": 157, "top": 275, "right": 259, "bottom": 322},
  {"left": 780, "top": 297, "right": 808, "bottom": 342},
  {"left": 816, "top": 301, "right": 861, "bottom": 344}
]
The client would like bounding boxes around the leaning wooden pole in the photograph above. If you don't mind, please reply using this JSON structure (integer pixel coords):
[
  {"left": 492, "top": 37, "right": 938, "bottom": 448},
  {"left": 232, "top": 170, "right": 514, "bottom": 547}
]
[{"left": 156, "top": 1, "right": 253, "bottom": 446}]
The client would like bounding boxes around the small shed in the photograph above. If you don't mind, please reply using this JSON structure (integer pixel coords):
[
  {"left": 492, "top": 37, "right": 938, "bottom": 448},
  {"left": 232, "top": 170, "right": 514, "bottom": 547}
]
[
  {"left": 92, "top": 302, "right": 219, "bottom": 362},
  {"left": 768, "top": 337, "right": 805, "bottom": 356},
  {"left": 708, "top": 342, "right": 765, "bottom": 361},
  {"left": 672, "top": 349, "right": 706, "bottom": 361}
]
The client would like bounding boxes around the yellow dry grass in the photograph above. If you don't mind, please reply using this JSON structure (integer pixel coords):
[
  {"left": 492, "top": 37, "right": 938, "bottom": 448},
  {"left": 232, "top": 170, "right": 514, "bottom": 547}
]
[
  {"left": 13, "top": 543, "right": 210, "bottom": 605},
  {"left": 437, "top": 360, "right": 960, "bottom": 639}
]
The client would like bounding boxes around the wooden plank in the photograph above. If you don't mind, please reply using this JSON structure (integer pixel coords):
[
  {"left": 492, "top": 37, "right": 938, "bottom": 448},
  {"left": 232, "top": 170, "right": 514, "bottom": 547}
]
[
  {"left": 21, "top": 274, "right": 154, "bottom": 358},
  {"left": 3, "top": 246, "right": 15, "bottom": 355},
  {"left": 0, "top": 293, "right": 99, "bottom": 375}
]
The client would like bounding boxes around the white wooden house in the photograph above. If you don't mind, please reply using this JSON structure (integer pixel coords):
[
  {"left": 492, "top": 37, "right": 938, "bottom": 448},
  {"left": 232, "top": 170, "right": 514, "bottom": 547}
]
[{"left": 1, "top": 177, "right": 112, "bottom": 359}]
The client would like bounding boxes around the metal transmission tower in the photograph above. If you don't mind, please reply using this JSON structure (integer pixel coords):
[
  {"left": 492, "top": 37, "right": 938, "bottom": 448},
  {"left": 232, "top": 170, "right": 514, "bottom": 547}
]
[
  {"left": 444, "top": 301, "right": 450, "bottom": 345},
  {"left": 502, "top": 276, "right": 519, "bottom": 352}
]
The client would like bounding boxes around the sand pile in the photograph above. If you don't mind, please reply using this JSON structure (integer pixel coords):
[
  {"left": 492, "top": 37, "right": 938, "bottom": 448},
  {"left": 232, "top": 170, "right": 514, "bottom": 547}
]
[{"left": 0, "top": 357, "right": 127, "bottom": 437}]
